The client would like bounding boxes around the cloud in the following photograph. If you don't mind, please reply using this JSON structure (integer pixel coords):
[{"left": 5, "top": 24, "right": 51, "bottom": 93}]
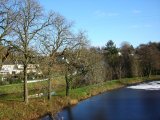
[
  {"left": 94, "top": 10, "right": 106, "bottom": 17},
  {"left": 132, "top": 10, "right": 141, "bottom": 14},
  {"left": 94, "top": 10, "right": 119, "bottom": 18},
  {"left": 131, "top": 25, "right": 140, "bottom": 28},
  {"left": 107, "top": 13, "right": 119, "bottom": 17}
]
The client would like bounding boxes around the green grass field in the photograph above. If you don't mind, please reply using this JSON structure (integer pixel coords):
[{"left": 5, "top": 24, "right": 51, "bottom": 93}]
[{"left": 0, "top": 75, "right": 65, "bottom": 101}]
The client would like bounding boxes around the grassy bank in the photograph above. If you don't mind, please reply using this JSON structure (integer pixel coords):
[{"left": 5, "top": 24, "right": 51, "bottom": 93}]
[
  {"left": 0, "top": 76, "right": 160, "bottom": 120},
  {"left": 66, "top": 76, "right": 160, "bottom": 100}
]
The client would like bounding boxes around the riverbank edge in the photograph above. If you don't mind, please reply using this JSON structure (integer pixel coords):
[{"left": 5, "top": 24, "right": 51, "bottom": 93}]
[
  {"left": 41, "top": 76, "right": 160, "bottom": 119},
  {"left": 0, "top": 76, "right": 160, "bottom": 120}
]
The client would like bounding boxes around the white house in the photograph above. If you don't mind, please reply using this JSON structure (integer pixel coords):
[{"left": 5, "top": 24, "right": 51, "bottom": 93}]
[
  {"left": 0, "top": 65, "right": 16, "bottom": 75},
  {"left": 0, "top": 64, "right": 41, "bottom": 75}
]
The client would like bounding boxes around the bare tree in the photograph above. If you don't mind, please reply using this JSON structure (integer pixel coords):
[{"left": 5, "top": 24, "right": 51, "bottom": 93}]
[
  {"left": 120, "top": 42, "right": 135, "bottom": 78},
  {"left": 0, "top": 0, "right": 17, "bottom": 42},
  {"left": 58, "top": 31, "right": 89, "bottom": 96},
  {"left": 39, "top": 13, "right": 74, "bottom": 100},
  {"left": 12, "top": 0, "right": 50, "bottom": 104},
  {"left": 85, "top": 47, "right": 105, "bottom": 84},
  {"left": 0, "top": 0, "right": 18, "bottom": 67},
  {"left": 136, "top": 42, "right": 160, "bottom": 77}
]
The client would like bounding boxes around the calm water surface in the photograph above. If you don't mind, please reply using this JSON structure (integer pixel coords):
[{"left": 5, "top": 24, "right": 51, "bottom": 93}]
[{"left": 42, "top": 81, "right": 160, "bottom": 120}]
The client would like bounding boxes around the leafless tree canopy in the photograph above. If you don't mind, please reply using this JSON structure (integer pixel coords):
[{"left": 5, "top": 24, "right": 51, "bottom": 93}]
[{"left": 0, "top": 0, "right": 17, "bottom": 42}]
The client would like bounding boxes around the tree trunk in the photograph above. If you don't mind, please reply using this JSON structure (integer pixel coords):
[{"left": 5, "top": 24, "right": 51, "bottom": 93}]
[
  {"left": 0, "top": 60, "right": 2, "bottom": 71},
  {"left": 65, "top": 74, "right": 70, "bottom": 96},
  {"left": 119, "top": 65, "right": 122, "bottom": 79},
  {"left": 47, "top": 66, "right": 52, "bottom": 100},
  {"left": 148, "top": 68, "right": 152, "bottom": 78},
  {"left": 48, "top": 77, "right": 51, "bottom": 100},
  {"left": 24, "top": 64, "right": 28, "bottom": 104}
]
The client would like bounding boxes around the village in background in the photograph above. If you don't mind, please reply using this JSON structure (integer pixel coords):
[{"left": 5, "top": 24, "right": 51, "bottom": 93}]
[{"left": 0, "top": 62, "right": 43, "bottom": 83}]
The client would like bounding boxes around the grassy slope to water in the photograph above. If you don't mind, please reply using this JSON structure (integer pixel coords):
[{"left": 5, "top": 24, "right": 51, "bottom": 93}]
[
  {"left": 68, "top": 76, "right": 160, "bottom": 100},
  {"left": 0, "top": 76, "right": 160, "bottom": 120}
]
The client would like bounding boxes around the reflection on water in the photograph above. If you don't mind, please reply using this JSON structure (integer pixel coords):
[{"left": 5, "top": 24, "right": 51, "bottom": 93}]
[{"left": 42, "top": 81, "right": 160, "bottom": 120}]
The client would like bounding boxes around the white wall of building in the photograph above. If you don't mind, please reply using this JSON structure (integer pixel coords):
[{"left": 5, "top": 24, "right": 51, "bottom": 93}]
[{"left": 0, "top": 64, "right": 40, "bottom": 75}]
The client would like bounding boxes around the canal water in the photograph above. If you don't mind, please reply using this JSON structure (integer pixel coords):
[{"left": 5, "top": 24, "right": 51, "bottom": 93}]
[{"left": 42, "top": 81, "right": 160, "bottom": 120}]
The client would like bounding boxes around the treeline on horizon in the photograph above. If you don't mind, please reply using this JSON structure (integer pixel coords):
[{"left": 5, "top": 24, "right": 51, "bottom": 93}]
[{"left": 0, "top": 0, "right": 160, "bottom": 103}]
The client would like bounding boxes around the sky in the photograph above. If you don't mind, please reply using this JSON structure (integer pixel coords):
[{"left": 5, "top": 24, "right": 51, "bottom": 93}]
[{"left": 39, "top": 0, "right": 160, "bottom": 48}]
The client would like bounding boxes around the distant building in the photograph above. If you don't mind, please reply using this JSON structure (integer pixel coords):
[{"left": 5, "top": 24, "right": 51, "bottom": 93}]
[{"left": 0, "top": 64, "right": 41, "bottom": 75}]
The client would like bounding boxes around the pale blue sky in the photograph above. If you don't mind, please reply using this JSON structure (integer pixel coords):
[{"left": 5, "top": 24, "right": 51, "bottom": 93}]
[{"left": 39, "top": 0, "right": 160, "bottom": 47}]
